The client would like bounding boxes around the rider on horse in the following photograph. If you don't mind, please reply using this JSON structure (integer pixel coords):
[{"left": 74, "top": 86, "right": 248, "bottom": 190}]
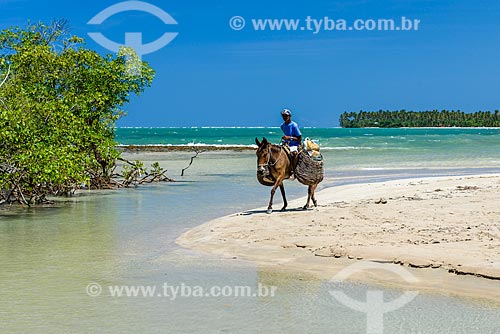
[{"left": 280, "top": 108, "right": 302, "bottom": 178}]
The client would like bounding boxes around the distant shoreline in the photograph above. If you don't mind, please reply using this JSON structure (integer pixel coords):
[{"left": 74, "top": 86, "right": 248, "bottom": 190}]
[
  {"left": 114, "top": 127, "right": 500, "bottom": 152},
  {"left": 115, "top": 126, "right": 500, "bottom": 129},
  {"left": 116, "top": 144, "right": 256, "bottom": 152}
]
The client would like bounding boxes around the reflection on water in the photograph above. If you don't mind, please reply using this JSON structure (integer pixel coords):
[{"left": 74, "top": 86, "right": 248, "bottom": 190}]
[{"left": 1, "top": 152, "right": 499, "bottom": 333}]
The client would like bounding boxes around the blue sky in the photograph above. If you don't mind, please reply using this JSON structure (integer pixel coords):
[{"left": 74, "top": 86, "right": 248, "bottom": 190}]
[{"left": 2, "top": 0, "right": 500, "bottom": 127}]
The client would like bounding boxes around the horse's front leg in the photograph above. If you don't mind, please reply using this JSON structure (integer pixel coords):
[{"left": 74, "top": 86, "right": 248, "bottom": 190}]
[
  {"left": 267, "top": 177, "right": 284, "bottom": 214},
  {"left": 279, "top": 184, "right": 287, "bottom": 211}
]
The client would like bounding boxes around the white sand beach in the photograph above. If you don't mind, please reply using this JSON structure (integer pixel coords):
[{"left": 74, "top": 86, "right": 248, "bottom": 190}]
[{"left": 177, "top": 175, "right": 500, "bottom": 304}]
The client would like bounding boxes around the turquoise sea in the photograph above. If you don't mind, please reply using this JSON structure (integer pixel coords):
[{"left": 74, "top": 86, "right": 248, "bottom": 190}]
[
  {"left": 1, "top": 128, "right": 500, "bottom": 333},
  {"left": 116, "top": 127, "right": 500, "bottom": 147},
  {"left": 116, "top": 127, "right": 500, "bottom": 169}
]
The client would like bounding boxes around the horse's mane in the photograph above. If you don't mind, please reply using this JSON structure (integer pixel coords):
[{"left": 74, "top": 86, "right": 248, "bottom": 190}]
[{"left": 268, "top": 144, "right": 282, "bottom": 154}]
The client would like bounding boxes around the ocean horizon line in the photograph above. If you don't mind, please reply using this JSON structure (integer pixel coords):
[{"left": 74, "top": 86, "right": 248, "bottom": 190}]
[{"left": 115, "top": 126, "right": 500, "bottom": 129}]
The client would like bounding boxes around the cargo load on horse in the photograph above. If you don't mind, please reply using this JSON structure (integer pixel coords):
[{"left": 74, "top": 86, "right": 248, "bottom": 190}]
[{"left": 295, "top": 138, "right": 324, "bottom": 186}]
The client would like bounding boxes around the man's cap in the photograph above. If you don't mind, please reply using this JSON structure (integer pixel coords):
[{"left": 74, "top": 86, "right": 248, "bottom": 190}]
[{"left": 281, "top": 108, "right": 291, "bottom": 116}]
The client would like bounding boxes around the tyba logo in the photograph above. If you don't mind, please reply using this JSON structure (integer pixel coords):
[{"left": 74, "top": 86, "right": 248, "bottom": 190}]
[{"left": 87, "top": 1, "right": 178, "bottom": 59}]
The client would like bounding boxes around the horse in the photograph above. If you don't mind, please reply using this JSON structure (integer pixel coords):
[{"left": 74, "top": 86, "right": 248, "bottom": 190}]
[{"left": 255, "top": 137, "right": 319, "bottom": 214}]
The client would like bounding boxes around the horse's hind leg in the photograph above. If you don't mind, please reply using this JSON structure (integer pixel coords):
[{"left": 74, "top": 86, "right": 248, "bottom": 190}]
[
  {"left": 311, "top": 184, "right": 318, "bottom": 207},
  {"left": 279, "top": 184, "right": 287, "bottom": 211},
  {"left": 303, "top": 185, "right": 312, "bottom": 210}
]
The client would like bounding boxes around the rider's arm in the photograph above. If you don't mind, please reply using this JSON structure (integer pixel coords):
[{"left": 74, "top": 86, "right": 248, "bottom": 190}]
[
  {"left": 292, "top": 123, "right": 302, "bottom": 143},
  {"left": 283, "top": 135, "right": 302, "bottom": 142}
]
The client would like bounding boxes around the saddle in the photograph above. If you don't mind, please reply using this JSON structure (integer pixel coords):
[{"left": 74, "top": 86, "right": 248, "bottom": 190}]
[{"left": 281, "top": 143, "right": 292, "bottom": 160}]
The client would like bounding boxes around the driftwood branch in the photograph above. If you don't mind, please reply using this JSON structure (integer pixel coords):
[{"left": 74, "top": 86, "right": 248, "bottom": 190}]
[
  {"left": 114, "top": 158, "right": 174, "bottom": 187},
  {"left": 116, "top": 157, "right": 136, "bottom": 166},
  {"left": 138, "top": 169, "right": 174, "bottom": 184},
  {"left": 181, "top": 149, "right": 206, "bottom": 176}
]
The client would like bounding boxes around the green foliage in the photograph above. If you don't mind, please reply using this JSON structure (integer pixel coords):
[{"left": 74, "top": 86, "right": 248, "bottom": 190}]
[
  {"left": 0, "top": 20, "right": 155, "bottom": 205},
  {"left": 122, "top": 160, "right": 145, "bottom": 186},
  {"left": 150, "top": 162, "right": 163, "bottom": 175},
  {"left": 339, "top": 110, "right": 500, "bottom": 128}
]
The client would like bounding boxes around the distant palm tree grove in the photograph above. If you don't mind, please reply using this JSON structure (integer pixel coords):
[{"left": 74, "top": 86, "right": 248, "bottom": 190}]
[{"left": 339, "top": 110, "right": 500, "bottom": 128}]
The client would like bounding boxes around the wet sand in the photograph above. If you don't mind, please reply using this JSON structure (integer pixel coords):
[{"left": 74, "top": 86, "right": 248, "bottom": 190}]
[{"left": 177, "top": 175, "right": 500, "bottom": 304}]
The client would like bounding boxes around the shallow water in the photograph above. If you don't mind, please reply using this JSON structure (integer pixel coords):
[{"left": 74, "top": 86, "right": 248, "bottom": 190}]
[{"left": 1, "top": 151, "right": 500, "bottom": 333}]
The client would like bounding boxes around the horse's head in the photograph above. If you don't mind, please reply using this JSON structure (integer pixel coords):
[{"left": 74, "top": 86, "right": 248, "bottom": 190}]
[{"left": 255, "top": 137, "right": 270, "bottom": 175}]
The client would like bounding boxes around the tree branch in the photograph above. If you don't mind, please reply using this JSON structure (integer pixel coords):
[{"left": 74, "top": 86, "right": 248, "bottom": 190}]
[
  {"left": 0, "top": 64, "right": 11, "bottom": 89},
  {"left": 181, "top": 149, "right": 205, "bottom": 176}
]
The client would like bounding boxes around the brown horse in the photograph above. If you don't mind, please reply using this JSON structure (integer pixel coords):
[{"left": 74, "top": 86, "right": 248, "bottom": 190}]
[{"left": 255, "top": 137, "right": 318, "bottom": 214}]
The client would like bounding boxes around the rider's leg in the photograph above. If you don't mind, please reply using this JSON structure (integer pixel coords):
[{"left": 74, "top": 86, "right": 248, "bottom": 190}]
[
  {"left": 292, "top": 151, "right": 299, "bottom": 172},
  {"left": 290, "top": 146, "right": 298, "bottom": 177}
]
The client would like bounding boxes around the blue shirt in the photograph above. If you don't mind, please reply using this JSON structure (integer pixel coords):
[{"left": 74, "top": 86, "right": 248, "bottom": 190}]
[{"left": 281, "top": 121, "right": 302, "bottom": 147}]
